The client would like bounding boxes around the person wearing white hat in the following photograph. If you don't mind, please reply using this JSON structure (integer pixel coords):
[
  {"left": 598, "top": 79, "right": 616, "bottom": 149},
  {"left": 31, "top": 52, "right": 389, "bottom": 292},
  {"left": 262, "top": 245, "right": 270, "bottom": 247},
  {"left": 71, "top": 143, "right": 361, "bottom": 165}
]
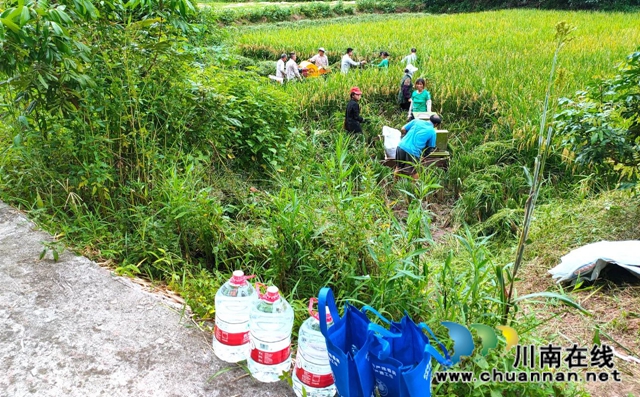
[{"left": 308, "top": 47, "right": 329, "bottom": 69}]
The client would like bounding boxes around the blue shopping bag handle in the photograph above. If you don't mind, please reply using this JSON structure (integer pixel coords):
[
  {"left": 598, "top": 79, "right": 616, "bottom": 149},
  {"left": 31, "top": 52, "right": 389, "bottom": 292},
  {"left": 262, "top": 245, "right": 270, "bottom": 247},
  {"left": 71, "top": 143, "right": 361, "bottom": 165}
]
[
  {"left": 418, "top": 323, "right": 452, "bottom": 364},
  {"left": 423, "top": 344, "right": 453, "bottom": 367},
  {"left": 318, "top": 287, "right": 342, "bottom": 336},
  {"left": 362, "top": 305, "right": 392, "bottom": 325},
  {"left": 367, "top": 323, "right": 401, "bottom": 360}
]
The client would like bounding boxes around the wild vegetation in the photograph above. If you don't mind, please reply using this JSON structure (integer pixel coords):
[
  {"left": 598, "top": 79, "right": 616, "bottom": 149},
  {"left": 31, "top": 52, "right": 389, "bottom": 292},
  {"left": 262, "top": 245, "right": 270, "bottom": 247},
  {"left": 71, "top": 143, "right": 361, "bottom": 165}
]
[{"left": 1, "top": 1, "right": 639, "bottom": 395}]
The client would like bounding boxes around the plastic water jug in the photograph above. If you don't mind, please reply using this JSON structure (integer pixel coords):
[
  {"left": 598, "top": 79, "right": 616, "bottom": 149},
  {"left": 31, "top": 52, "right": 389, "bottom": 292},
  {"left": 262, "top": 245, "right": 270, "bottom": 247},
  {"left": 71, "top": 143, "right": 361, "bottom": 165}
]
[
  {"left": 248, "top": 284, "right": 294, "bottom": 383},
  {"left": 292, "top": 298, "right": 336, "bottom": 397},
  {"left": 212, "top": 270, "right": 256, "bottom": 363}
]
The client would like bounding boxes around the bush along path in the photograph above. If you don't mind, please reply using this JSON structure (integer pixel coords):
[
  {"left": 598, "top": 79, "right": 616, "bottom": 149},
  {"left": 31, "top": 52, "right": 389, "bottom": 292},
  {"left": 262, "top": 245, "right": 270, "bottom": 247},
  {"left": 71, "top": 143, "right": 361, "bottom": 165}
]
[{"left": 0, "top": 201, "right": 294, "bottom": 397}]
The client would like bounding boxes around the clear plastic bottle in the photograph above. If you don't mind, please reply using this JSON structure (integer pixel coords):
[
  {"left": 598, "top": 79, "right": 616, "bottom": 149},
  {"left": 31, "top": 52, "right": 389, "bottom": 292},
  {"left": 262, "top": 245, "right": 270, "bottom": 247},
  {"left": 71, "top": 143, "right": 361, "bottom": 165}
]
[
  {"left": 212, "top": 270, "right": 257, "bottom": 363},
  {"left": 248, "top": 285, "right": 294, "bottom": 383},
  {"left": 292, "top": 298, "right": 336, "bottom": 397}
]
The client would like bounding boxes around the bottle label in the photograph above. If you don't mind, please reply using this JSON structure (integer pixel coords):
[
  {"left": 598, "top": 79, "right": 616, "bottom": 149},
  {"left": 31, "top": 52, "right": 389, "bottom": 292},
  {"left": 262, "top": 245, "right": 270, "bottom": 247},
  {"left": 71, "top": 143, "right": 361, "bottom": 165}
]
[
  {"left": 250, "top": 337, "right": 291, "bottom": 365},
  {"left": 214, "top": 325, "right": 249, "bottom": 346},
  {"left": 295, "top": 351, "right": 334, "bottom": 388},
  {"left": 295, "top": 367, "right": 334, "bottom": 388}
]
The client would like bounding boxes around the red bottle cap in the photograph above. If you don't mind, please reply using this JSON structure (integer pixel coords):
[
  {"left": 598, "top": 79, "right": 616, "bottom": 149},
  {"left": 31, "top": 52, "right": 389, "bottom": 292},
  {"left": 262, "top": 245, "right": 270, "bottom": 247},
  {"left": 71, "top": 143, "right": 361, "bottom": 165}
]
[
  {"left": 260, "top": 285, "right": 281, "bottom": 303},
  {"left": 229, "top": 270, "right": 255, "bottom": 286},
  {"left": 309, "top": 297, "right": 333, "bottom": 322}
]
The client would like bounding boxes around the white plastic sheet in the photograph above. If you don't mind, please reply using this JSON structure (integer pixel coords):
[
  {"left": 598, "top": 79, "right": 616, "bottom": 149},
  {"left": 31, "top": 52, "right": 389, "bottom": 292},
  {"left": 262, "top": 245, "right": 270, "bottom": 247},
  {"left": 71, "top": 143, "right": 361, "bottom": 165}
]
[
  {"left": 548, "top": 240, "right": 640, "bottom": 284},
  {"left": 381, "top": 126, "right": 401, "bottom": 159}
]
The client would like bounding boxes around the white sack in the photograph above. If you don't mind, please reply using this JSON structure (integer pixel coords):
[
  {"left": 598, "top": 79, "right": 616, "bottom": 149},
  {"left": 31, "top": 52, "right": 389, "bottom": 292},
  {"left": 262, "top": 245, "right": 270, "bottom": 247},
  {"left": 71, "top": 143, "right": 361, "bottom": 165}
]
[
  {"left": 548, "top": 240, "right": 640, "bottom": 284},
  {"left": 382, "top": 126, "right": 401, "bottom": 159}
]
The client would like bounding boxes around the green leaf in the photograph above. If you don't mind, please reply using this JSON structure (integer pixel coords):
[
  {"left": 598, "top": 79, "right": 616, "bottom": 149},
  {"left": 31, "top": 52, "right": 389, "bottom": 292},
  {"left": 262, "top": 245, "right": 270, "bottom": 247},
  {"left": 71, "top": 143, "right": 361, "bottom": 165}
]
[
  {"left": 1, "top": 17, "right": 21, "bottom": 33},
  {"left": 19, "top": 6, "right": 30, "bottom": 26},
  {"left": 53, "top": 250, "right": 59, "bottom": 262},
  {"left": 514, "top": 291, "right": 589, "bottom": 314},
  {"left": 7, "top": 5, "right": 23, "bottom": 20},
  {"left": 36, "top": 73, "right": 49, "bottom": 89},
  {"left": 48, "top": 20, "right": 64, "bottom": 35},
  {"left": 39, "top": 249, "right": 46, "bottom": 260},
  {"left": 36, "top": 192, "right": 44, "bottom": 208},
  {"left": 593, "top": 326, "right": 600, "bottom": 345},
  {"left": 126, "top": 17, "right": 161, "bottom": 29}
]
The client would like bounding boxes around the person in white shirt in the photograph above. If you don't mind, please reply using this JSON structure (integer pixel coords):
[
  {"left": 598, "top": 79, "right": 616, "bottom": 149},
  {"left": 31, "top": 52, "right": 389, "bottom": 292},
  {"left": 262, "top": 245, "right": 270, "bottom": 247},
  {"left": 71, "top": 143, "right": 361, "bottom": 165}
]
[
  {"left": 285, "top": 52, "right": 302, "bottom": 81},
  {"left": 401, "top": 48, "right": 417, "bottom": 66},
  {"left": 308, "top": 47, "right": 329, "bottom": 69},
  {"left": 275, "top": 53, "right": 287, "bottom": 80},
  {"left": 341, "top": 48, "right": 365, "bottom": 74}
]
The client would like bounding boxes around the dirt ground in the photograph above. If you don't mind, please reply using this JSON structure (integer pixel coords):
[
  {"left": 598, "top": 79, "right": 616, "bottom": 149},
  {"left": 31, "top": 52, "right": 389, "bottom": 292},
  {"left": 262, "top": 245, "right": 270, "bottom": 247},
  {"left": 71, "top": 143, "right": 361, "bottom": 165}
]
[
  {"left": 520, "top": 262, "right": 640, "bottom": 397},
  {"left": 0, "top": 202, "right": 294, "bottom": 397}
]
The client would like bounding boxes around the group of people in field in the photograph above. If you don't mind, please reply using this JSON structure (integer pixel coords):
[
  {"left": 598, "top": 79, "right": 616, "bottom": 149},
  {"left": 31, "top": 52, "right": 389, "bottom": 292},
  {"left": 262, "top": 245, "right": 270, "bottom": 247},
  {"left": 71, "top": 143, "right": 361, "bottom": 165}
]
[
  {"left": 273, "top": 47, "right": 396, "bottom": 82},
  {"left": 343, "top": 47, "right": 442, "bottom": 178},
  {"left": 271, "top": 45, "right": 439, "bottom": 178}
]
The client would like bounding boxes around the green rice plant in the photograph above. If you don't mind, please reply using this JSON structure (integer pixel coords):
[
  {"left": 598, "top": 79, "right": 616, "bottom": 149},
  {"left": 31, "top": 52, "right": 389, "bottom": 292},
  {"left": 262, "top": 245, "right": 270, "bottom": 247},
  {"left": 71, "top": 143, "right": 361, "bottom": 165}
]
[{"left": 236, "top": 10, "right": 640, "bottom": 142}]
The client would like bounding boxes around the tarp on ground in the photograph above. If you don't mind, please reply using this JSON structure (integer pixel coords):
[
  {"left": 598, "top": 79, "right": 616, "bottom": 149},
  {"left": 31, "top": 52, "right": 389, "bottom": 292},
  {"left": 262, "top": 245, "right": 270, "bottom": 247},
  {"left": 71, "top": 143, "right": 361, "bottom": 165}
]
[{"left": 549, "top": 240, "right": 640, "bottom": 284}]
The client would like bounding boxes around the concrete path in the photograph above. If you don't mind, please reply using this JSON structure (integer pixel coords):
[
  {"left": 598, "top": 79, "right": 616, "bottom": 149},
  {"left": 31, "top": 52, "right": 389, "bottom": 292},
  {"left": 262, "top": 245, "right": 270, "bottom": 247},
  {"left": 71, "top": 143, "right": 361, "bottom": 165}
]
[{"left": 0, "top": 202, "right": 295, "bottom": 397}]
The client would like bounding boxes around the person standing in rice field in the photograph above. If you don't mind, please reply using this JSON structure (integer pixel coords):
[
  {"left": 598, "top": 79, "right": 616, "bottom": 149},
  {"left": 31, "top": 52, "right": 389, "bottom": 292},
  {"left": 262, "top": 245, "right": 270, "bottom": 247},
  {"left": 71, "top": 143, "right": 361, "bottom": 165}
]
[
  {"left": 401, "top": 48, "right": 417, "bottom": 66},
  {"left": 341, "top": 48, "right": 366, "bottom": 74},
  {"left": 344, "top": 86, "right": 367, "bottom": 134},
  {"left": 275, "top": 53, "right": 287, "bottom": 81},
  {"left": 407, "top": 78, "right": 432, "bottom": 120},
  {"left": 285, "top": 52, "right": 302, "bottom": 82},
  {"left": 398, "top": 69, "right": 413, "bottom": 111},
  {"left": 308, "top": 47, "right": 329, "bottom": 69},
  {"left": 377, "top": 51, "right": 389, "bottom": 68}
]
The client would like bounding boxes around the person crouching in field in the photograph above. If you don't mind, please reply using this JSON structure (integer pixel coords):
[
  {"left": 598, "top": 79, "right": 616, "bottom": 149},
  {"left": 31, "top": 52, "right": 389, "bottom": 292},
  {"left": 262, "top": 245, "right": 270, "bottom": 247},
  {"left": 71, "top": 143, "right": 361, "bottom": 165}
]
[
  {"left": 344, "top": 87, "right": 367, "bottom": 134},
  {"left": 407, "top": 77, "right": 432, "bottom": 120},
  {"left": 395, "top": 114, "right": 442, "bottom": 179}
]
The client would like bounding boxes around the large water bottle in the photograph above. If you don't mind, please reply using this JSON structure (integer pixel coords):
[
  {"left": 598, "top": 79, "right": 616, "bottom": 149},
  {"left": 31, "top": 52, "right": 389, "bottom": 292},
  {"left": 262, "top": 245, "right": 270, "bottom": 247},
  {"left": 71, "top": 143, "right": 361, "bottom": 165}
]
[
  {"left": 292, "top": 298, "right": 336, "bottom": 397},
  {"left": 248, "top": 284, "right": 294, "bottom": 383},
  {"left": 213, "top": 270, "right": 257, "bottom": 363}
]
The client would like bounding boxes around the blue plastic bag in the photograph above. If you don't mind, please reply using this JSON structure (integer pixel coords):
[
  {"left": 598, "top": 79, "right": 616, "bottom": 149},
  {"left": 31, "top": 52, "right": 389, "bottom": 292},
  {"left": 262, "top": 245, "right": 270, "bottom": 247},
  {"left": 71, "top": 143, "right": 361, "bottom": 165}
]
[
  {"left": 367, "top": 315, "right": 452, "bottom": 397},
  {"left": 318, "top": 288, "right": 379, "bottom": 397}
]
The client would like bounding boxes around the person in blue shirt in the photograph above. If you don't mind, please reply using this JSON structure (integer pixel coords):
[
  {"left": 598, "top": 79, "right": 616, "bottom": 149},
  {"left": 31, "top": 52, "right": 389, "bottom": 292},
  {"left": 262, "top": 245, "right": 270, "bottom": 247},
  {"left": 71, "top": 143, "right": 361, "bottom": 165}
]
[{"left": 395, "top": 114, "right": 442, "bottom": 178}]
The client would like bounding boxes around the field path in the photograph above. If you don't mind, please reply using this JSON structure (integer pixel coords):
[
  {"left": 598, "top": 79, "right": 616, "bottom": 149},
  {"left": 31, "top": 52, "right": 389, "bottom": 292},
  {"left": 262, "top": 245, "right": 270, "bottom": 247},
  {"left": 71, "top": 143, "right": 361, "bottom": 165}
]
[{"left": 0, "top": 201, "right": 294, "bottom": 397}]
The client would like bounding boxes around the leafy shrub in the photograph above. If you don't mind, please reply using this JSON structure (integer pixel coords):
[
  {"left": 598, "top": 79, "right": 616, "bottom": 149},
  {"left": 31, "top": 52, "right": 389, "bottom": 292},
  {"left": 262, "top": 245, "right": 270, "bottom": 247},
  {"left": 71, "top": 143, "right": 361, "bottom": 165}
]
[
  {"left": 254, "top": 61, "right": 277, "bottom": 76},
  {"left": 300, "top": 3, "right": 332, "bottom": 18},
  {"left": 356, "top": 0, "right": 377, "bottom": 12},
  {"left": 217, "top": 9, "right": 237, "bottom": 25},
  {"left": 555, "top": 49, "right": 640, "bottom": 189}
]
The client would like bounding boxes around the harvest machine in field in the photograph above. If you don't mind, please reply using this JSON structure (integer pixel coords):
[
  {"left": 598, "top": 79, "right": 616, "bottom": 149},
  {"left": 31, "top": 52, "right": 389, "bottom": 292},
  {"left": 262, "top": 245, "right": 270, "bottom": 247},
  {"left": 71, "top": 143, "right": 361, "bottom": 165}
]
[{"left": 298, "top": 61, "right": 330, "bottom": 78}]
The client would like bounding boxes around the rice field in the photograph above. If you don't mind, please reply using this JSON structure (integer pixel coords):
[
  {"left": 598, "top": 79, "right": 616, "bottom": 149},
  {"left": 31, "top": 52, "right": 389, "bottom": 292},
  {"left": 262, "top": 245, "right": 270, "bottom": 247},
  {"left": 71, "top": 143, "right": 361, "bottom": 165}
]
[{"left": 236, "top": 10, "right": 640, "bottom": 140}]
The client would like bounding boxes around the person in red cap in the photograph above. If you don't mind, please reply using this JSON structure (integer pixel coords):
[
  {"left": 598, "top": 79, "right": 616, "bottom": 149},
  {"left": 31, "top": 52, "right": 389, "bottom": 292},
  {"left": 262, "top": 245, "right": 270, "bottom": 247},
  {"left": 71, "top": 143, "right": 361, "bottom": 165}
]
[{"left": 344, "top": 86, "right": 367, "bottom": 134}]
